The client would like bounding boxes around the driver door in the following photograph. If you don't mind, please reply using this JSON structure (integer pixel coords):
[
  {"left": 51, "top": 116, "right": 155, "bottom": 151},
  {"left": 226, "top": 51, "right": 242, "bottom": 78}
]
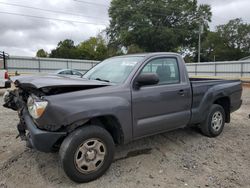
[{"left": 132, "top": 57, "right": 192, "bottom": 138}]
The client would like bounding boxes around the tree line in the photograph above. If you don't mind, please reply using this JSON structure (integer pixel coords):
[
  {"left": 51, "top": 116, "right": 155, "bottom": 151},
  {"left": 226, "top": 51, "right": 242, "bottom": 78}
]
[
  {"left": 37, "top": 0, "right": 250, "bottom": 62},
  {"left": 36, "top": 35, "right": 109, "bottom": 60}
]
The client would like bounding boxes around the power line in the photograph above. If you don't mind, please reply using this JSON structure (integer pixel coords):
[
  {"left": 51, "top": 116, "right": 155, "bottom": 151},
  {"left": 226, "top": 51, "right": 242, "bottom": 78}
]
[
  {"left": 3, "top": 0, "right": 203, "bottom": 24},
  {"left": 0, "top": 10, "right": 198, "bottom": 32},
  {"left": 73, "top": 0, "right": 110, "bottom": 7},
  {"left": 73, "top": 0, "right": 202, "bottom": 20},
  {"left": 0, "top": 2, "right": 205, "bottom": 29},
  {"left": 0, "top": 11, "right": 108, "bottom": 26},
  {"left": 73, "top": 0, "right": 168, "bottom": 14},
  {"left": 0, "top": 2, "right": 109, "bottom": 22},
  {"left": 0, "top": 1, "right": 171, "bottom": 22}
]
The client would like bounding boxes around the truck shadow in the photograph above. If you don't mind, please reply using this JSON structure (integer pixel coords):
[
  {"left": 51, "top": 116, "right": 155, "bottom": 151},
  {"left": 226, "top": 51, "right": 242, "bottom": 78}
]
[{"left": 32, "top": 126, "right": 204, "bottom": 186}]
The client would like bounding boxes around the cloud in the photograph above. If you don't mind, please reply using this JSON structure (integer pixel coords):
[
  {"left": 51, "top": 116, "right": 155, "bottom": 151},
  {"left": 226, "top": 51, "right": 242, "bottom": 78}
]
[
  {"left": 0, "top": 0, "right": 109, "bottom": 56},
  {"left": 198, "top": 0, "right": 250, "bottom": 29},
  {"left": 0, "top": 0, "right": 249, "bottom": 56},
  {"left": 211, "top": 0, "right": 250, "bottom": 28}
]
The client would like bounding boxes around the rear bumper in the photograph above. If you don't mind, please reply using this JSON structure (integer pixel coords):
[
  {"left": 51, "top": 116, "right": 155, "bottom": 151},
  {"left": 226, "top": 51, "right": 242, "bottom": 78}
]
[
  {"left": 20, "top": 109, "right": 66, "bottom": 152},
  {"left": 230, "top": 99, "right": 242, "bottom": 113}
]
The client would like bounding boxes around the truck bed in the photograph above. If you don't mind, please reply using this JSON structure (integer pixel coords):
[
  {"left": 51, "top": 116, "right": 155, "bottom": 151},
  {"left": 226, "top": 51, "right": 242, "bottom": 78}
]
[
  {"left": 189, "top": 77, "right": 242, "bottom": 124},
  {"left": 190, "top": 77, "right": 241, "bottom": 90}
]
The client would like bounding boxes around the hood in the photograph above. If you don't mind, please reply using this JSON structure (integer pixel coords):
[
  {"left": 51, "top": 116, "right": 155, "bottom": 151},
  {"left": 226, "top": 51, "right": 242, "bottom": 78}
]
[{"left": 12, "top": 75, "right": 112, "bottom": 95}]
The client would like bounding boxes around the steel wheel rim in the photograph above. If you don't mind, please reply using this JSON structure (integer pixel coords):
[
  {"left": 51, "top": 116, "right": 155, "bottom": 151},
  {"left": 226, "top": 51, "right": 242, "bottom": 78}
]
[
  {"left": 211, "top": 111, "right": 223, "bottom": 131},
  {"left": 74, "top": 138, "right": 106, "bottom": 174}
]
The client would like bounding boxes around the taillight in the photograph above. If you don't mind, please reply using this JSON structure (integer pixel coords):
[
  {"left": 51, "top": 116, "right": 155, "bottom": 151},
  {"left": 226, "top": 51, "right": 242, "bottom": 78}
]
[{"left": 4, "top": 71, "right": 9, "bottom": 79}]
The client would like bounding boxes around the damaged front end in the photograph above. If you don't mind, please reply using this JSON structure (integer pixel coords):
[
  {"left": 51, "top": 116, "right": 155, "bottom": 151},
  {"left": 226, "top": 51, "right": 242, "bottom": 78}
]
[
  {"left": 3, "top": 75, "right": 112, "bottom": 152},
  {"left": 3, "top": 87, "right": 67, "bottom": 152},
  {"left": 3, "top": 89, "right": 24, "bottom": 111},
  {"left": 3, "top": 89, "right": 27, "bottom": 141}
]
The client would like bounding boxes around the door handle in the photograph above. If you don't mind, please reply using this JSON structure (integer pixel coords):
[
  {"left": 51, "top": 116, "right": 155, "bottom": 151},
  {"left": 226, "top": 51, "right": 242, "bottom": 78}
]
[{"left": 178, "top": 90, "right": 185, "bottom": 96}]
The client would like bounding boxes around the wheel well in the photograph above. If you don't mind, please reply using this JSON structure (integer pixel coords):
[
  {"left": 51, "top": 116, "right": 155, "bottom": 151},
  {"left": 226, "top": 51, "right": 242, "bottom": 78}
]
[
  {"left": 88, "top": 116, "right": 124, "bottom": 145},
  {"left": 53, "top": 116, "right": 124, "bottom": 151},
  {"left": 214, "top": 97, "right": 230, "bottom": 123}
]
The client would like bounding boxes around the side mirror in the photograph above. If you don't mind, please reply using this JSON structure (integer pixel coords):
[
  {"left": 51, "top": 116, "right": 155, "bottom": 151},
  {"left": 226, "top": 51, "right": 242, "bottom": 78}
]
[{"left": 136, "top": 73, "right": 159, "bottom": 87}]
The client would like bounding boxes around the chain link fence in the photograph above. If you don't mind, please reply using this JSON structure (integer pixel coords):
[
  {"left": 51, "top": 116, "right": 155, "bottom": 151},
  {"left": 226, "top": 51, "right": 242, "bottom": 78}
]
[
  {"left": 5, "top": 56, "right": 250, "bottom": 80},
  {"left": 6, "top": 56, "right": 100, "bottom": 74},
  {"left": 186, "top": 60, "right": 250, "bottom": 78}
]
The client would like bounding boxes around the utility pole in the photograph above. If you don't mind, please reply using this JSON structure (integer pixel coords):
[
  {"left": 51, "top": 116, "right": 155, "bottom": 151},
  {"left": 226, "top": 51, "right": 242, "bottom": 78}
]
[
  {"left": 3, "top": 51, "right": 6, "bottom": 69},
  {"left": 198, "top": 18, "right": 204, "bottom": 63},
  {"left": 1, "top": 51, "right": 9, "bottom": 69},
  {"left": 198, "top": 26, "right": 201, "bottom": 63}
]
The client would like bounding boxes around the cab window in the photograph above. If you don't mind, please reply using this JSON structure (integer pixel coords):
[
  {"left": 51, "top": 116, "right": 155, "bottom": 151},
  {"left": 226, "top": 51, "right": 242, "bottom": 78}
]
[{"left": 141, "top": 57, "right": 180, "bottom": 85}]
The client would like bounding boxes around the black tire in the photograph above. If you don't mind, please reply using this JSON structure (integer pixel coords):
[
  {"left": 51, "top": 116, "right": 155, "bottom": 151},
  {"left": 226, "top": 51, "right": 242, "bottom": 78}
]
[
  {"left": 200, "top": 104, "right": 225, "bottom": 137},
  {"left": 59, "top": 125, "right": 115, "bottom": 183}
]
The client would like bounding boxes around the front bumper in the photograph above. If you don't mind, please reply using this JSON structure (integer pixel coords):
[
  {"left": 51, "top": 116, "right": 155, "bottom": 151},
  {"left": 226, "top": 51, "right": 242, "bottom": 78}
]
[{"left": 19, "top": 108, "right": 66, "bottom": 152}]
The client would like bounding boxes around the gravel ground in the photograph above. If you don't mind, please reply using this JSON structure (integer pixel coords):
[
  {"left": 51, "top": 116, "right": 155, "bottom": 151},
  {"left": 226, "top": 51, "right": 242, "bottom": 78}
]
[{"left": 0, "top": 87, "right": 249, "bottom": 188}]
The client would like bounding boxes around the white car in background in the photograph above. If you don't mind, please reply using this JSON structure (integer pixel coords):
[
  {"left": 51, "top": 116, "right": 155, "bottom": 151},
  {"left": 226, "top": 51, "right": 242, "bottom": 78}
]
[
  {"left": 0, "top": 69, "right": 11, "bottom": 88},
  {"left": 0, "top": 51, "right": 11, "bottom": 88}
]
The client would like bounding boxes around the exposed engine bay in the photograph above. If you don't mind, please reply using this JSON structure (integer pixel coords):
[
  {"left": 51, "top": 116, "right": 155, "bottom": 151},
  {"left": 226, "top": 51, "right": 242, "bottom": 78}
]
[{"left": 3, "top": 75, "right": 111, "bottom": 111}]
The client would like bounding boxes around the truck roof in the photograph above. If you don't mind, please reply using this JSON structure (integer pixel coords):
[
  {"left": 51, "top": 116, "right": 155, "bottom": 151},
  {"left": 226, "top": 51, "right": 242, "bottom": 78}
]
[{"left": 111, "top": 52, "right": 181, "bottom": 59}]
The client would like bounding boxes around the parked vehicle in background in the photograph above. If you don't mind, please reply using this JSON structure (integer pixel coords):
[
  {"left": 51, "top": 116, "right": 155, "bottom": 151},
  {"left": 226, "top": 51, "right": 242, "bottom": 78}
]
[
  {"left": 54, "top": 69, "right": 83, "bottom": 78},
  {"left": 0, "top": 70, "right": 11, "bottom": 88},
  {"left": 3, "top": 53, "right": 242, "bottom": 183},
  {"left": 0, "top": 51, "right": 11, "bottom": 88}
]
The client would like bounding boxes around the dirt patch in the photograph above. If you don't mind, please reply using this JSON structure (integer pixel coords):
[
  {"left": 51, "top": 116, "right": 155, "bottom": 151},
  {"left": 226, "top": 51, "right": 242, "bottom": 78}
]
[{"left": 0, "top": 88, "right": 249, "bottom": 188}]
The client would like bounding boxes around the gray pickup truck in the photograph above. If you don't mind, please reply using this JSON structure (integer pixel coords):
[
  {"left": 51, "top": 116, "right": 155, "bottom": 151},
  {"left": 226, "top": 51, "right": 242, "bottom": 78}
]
[{"left": 3, "top": 53, "right": 242, "bottom": 182}]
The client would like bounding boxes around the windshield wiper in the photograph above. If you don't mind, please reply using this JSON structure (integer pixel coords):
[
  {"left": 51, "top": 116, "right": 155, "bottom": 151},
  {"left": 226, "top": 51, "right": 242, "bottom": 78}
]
[{"left": 95, "top": 78, "right": 110, "bottom": 83}]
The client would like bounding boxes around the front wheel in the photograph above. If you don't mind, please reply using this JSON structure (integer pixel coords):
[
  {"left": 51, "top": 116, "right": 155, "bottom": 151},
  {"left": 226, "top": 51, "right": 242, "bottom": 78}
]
[
  {"left": 200, "top": 104, "right": 226, "bottom": 137},
  {"left": 59, "top": 126, "right": 115, "bottom": 183}
]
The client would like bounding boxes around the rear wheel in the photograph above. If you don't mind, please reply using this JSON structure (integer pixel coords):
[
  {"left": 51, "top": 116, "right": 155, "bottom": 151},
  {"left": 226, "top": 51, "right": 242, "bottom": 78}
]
[
  {"left": 59, "top": 125, "right": 115, "bottom": 183},
  {"left": 200, "top": 104, "right": 225, "bottom": 137}
]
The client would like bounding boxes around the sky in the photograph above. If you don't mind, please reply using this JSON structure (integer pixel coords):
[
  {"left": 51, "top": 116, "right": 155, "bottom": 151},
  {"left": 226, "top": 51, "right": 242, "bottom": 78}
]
[{"left": 0, "top": 0, "right": 249, "bottom": 56}]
